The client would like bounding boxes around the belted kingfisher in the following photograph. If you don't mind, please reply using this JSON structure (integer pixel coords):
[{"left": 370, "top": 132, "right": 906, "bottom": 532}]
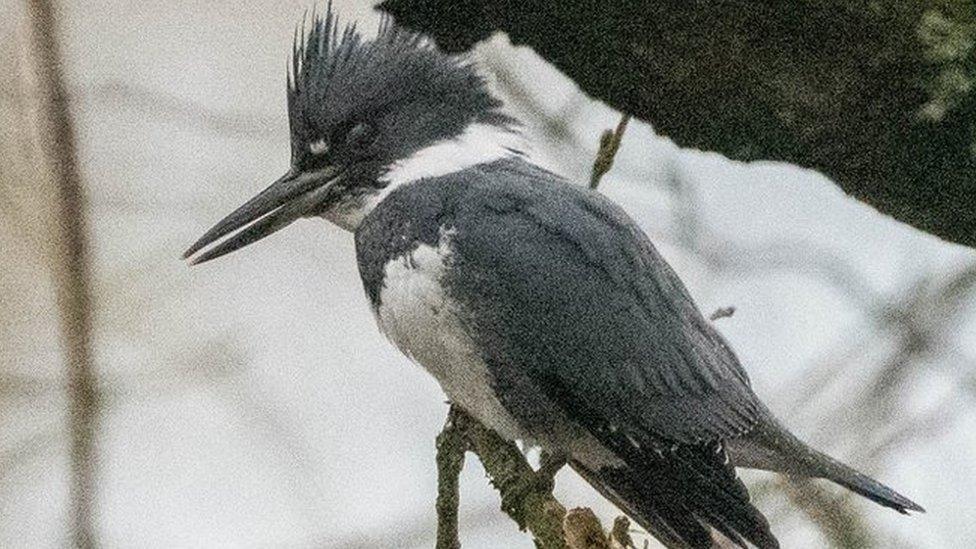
[{"left": 185, "top": 9, "right": 922, "bottom": 548}]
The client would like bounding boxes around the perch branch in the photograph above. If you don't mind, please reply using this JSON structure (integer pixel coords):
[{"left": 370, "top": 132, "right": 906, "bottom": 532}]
[
  {"left": 434, "top": 408, "right": 620, "bottom": 548},
  {"left": 448, "top": 407, "right": 569, "bottom": 548},
  {"left": 435, "top": 408, "right": 467, "bottom": 549}
]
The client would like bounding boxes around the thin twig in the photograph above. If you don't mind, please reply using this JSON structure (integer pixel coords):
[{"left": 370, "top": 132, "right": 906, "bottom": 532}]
[
  {"left": 589, "top": 114, "right": 631, "bottom": 189},
  {"left": 709, "top": 306, "right": 736, "bottom": 321},
  {"left": 22, "top": 1, "right": 99, "bottom": 546}
]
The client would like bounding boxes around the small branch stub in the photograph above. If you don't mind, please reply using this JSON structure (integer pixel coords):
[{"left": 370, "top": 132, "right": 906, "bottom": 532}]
[
  {"left": 564, "top": 508, "right": 611, "bottom": 549},
  {"left": 589, "top": 114, "right": 631, "bottom": 189},
  {"left": 709, "top": 306, "right": 736, "bottom": 321},
  {"left": 610, "top": 516, "right": 636, "bottom": 548}
]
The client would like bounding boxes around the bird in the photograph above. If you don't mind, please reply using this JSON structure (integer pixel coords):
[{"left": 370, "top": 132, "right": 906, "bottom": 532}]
[{"left": 184, "top": 8, "right": 923, "bottom": 548}]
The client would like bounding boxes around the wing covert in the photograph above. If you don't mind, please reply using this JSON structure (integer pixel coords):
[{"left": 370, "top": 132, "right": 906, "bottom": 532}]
[{"left": 445, "top": 162, "right": 765, "bottom": 446}]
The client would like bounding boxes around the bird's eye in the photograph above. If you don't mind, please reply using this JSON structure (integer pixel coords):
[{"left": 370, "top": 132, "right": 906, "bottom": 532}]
[{"left": 345, "top": 122, "right": 374, "bottom": 148}]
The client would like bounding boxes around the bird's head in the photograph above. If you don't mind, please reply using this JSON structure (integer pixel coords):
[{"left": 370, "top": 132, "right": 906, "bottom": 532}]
[{"left": 184, "top": 6, "right": 520, "bottom": 264}]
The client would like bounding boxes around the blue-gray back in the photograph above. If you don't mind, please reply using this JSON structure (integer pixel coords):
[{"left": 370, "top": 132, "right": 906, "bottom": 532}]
[{"left": 356, "top": 158, "right": 765, "bottom": 446}]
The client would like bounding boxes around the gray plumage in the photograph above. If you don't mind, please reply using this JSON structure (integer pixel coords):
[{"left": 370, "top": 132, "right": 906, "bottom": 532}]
[
  {"left": 356, "top": 158, "right": 921, "bottom": 548},
  {"left": 358, "top": 158, "right": 763, "bottom": 444},
  {"left": 186, "top": 8, "right": 923, "bottom": 549}
]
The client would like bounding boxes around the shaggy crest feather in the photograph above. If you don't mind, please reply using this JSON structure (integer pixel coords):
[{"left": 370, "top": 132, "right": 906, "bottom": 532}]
[{"left": 284, "top": 4, "right": 508, "bottom": 164}]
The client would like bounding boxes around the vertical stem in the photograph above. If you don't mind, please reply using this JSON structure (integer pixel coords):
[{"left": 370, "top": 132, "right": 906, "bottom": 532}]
[
  {"left": 436, "top": 407, "right": 466, "bottom": 549},
  {"left": 589, "top": 114, "right": 631, "bottom": 190},
  {"left": 22, "top": 1, "right": 99, "bottom": 547}
]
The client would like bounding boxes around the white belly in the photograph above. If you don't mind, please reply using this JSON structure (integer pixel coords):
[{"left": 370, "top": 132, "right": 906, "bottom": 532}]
[
  {"left": 373, "top": 230, "right": 624, "bottom": 469},
  {"left": 374, "top": 233, "right": 525, "bottom": 441}
]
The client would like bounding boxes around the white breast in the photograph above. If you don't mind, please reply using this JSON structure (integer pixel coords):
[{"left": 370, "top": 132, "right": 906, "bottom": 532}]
[
  {"left": 372, "top": 227, "right": 624, "bottom": 470},
  {"left": 374, "top": 228, "right": 526, "bottom": 441}
]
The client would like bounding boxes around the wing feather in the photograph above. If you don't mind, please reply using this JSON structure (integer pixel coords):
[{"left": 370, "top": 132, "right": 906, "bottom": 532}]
[{"left": 446, "top": 163, "right": 766, "bottom": 444}]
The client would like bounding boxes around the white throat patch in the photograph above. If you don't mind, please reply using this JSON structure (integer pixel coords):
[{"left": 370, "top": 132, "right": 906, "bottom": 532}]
[
  {"left": 321, "top": 123, "right": 525, "bottom": 232},
  {"left": 380, "top": 123, "right": 525, "bottom": 187}
]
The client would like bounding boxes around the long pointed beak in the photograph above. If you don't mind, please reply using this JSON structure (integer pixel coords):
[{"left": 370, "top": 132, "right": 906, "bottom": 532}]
[{"left": 183, "top": 166, "right": 342, "bottom": 265}]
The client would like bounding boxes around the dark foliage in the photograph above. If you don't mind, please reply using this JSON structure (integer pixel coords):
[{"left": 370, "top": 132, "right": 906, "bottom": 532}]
[{"left": 379, "top": 0, "right": 976, "bottom": 249}]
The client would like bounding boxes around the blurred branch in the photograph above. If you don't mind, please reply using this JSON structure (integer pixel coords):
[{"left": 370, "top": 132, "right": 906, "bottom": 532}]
[
  {"left": 478, "top": 50, "right": 586, "bottom": 149},
  {"left": 700, "top": 237, "right": 884, "bottom": 309},
  {"left": 865, "top": 400, "right": 954, "bottom": 461},
  {"left": 659, "top": 151, "right": 976, "bottom": 546},
  {"left": 478, "top": 48, "right": 591, "bottom": 174},
  {"left": 0, "top": 187, "right": 47, "bottom": 265},
  {"left": 660, "top": 162, "right": 886, "bottom": 310},
  {"left": 778, "top": 478, "right": 874, "bottom": 549},
  {"left": 0, "top": 373, "right": 62, "bottom": 399},
  {"left": 23, "top": 0, "right": 99, "bottom": 547},
  {"left": 211, "top": 375, "right": 326, "bottom": 525}
]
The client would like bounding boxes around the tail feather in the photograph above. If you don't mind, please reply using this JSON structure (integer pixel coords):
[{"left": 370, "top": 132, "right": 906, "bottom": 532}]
[
  {"left": 572, "top": 441, "right": 779, "bottom": 549},
  {"left": 573, "top": 460, "right": 711, "bottom": 549},
  {"left": 808, "top": 450, "right": 924, "bottom": 513},
  {"left": 729, "top": 421, "right": 925, "bottom": 514}
]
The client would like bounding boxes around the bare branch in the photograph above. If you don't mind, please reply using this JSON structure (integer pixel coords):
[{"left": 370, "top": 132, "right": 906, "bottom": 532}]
[
  {"left": 0, "top": 428, "right": 63, "bottom": 484},
  {"left": 86, "top": 81, "right": 280, "bottom": 139}
]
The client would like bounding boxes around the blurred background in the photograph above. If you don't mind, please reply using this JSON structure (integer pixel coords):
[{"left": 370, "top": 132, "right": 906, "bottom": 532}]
[{"left": 2, "top": 0, "right": 975, "bottom": 547}]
